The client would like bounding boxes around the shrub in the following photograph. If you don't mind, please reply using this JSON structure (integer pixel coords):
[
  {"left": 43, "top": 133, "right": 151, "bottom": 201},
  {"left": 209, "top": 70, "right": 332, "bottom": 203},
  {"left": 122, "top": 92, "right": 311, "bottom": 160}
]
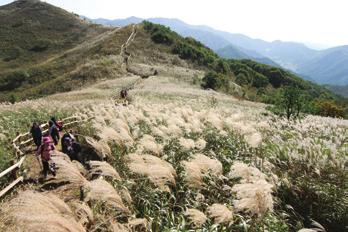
[
  {"left": 201, "top": 71, "right": 228, "bottom": 91},
  {"left": 143, "top": 21, "right": 174, "bottom": 45},
  {"left": 314, "top": 100, "right": 345, "bottom": 118},
  {"left": 9, "top": 94, "right": 19, "bottom": 104},
  {"left": 0, "top": 70, "right": 29, "bottom": 91},
  {"left": 29, "top": 39, "right": 51, "bottom": 52},
  {"left": 2, "top": 47, "right": 22, "bottom": 62},
  {"left": 214, "top": 60, "right": 230, "bottom": 74},
  {"left": 172, "top": 42, "right": 216, "bottom": 66},
  {"left": 151, "top": 31, "right": 174, "bottom": 45}
]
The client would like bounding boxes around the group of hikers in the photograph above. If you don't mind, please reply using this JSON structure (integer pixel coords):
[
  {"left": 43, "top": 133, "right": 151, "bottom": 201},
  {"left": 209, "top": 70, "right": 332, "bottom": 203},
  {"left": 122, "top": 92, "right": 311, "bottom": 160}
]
[{"left": 30, "top": 117, "right": 81, "bottom": 178}]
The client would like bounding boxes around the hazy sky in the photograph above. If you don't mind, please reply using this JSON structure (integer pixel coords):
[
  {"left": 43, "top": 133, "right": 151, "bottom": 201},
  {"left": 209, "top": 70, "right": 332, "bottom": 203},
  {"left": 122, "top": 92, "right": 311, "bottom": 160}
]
[{"left": 1, "top": 0, "right": 347, "bottom": 48}]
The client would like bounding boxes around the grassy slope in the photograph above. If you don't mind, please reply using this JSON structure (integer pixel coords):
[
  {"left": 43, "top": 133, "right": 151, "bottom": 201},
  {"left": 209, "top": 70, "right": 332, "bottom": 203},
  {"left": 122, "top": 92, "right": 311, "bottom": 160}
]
[
  {"left": 0, "top": 0, "right": 131, "bottom": 100},
  {"left": 0, "top": 0, "right": 107, "bottom": 70},
  {"left": 0, "top": 75, "right": 346, "bottom": 231}
]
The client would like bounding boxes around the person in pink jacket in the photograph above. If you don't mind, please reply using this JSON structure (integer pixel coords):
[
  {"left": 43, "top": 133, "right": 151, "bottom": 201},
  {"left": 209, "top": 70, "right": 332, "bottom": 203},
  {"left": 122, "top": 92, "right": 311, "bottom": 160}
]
[{"left": 36, "top": 136, "right": 56, "bottom": 178}]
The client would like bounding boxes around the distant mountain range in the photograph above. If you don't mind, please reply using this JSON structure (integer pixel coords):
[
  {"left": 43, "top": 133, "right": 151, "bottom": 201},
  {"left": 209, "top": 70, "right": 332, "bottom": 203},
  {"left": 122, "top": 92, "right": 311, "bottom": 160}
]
[
  {"left": 90, "top": 17, "right": 348, "bottom": 87},
  {"left": 297, "top": 46, "right": 348, "bottom": 85},
  {"left": 326, "top": 85, "right": 348, "bottom": 97}
]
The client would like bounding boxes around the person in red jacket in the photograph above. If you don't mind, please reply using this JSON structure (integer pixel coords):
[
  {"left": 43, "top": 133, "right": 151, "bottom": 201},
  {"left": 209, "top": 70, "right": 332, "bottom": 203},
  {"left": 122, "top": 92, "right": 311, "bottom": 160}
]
[{"left": 36, "top": 136, "right": 56, "bottom": 178}]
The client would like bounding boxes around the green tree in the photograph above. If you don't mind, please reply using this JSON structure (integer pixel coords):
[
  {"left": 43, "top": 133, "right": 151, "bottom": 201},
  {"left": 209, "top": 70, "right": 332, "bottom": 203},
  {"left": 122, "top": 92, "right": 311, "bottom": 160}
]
[
  {"left": 252, "top": 73, "right": 269, "bottom": 88},
  {"left": 279, "top": 87, "right": 305, "bottom": 120}
]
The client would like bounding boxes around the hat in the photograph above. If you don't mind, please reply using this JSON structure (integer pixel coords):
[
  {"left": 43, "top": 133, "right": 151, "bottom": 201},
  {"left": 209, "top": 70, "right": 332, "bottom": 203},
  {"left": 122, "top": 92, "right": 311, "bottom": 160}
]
[{"left": 43, "top": 137, "right": 51, "bottom": 144}]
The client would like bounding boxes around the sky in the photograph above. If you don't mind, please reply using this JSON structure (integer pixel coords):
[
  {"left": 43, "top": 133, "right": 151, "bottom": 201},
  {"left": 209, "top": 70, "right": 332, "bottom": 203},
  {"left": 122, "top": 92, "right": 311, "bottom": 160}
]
[{"left": 1, "top": 0, "right": 347, "bottom": 48}]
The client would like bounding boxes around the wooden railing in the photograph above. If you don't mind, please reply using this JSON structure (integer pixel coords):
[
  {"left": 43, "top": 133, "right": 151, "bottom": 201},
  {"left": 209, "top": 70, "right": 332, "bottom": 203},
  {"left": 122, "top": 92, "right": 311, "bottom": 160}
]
[{"left": 0, "top": 115, "right": 89, "bottom": 199}]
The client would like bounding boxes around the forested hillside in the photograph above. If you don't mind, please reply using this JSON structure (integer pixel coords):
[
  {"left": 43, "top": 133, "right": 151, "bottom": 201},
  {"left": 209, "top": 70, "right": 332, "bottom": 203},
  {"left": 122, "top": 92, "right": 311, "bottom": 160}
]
[{"left": 141, "top": 21, "right": 347, "bottom": 118}]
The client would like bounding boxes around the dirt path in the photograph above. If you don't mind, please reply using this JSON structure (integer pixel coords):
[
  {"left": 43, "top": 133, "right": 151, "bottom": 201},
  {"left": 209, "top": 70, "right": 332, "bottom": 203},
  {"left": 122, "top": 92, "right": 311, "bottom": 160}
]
[{"left": 120, "top": 24, "right": 138, "bottom": 69}]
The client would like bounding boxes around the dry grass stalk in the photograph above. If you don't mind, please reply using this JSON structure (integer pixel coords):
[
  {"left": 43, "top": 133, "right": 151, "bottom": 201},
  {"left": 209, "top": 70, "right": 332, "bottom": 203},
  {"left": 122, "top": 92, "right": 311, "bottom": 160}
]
[
  {"left": 128, "top": 218, "right": 148, "bottom": 231},
  {"left": 179, "top": 137, "right": 195, "bottom": 151},
  {"left": 228, "top": 161, "right": 266, "bottom": 183},
  {"left": 184, "top": 208, "right": 207, "bottom": 228},
  {"left": 195, "top": 138, "right": 207, "bottom": 150},
  {"left": 207, "top": 204, "right": 233, "bottom": 225},
  {"left": 70, "top": 201, "right": 94, "bottom": 228},
  {"left": 137, "top": 135, "right": 162, "bottom": 156},
  {"left": 127, "top": 153, "right": 176, "bottom": 191},
  {"left": 87, "top": 161, "right": 121, "bottom": 180},
  {"left": 0, "top": 191, "right": 85, "bottom": 232},
  {"left": 120, "top": 188, "right": 133, "bottom": 205},
  {"left": 85, "top": 178, "right": 130, "bottom": 215},
  {"left": 85, "top": 136, "right": 111, "bottom": 160},
  {"left": 110, "top": 118, "right": 134, "bottom": 147},
  {"left": 230, "top": 162, "right": 274, "bottom": 216},
  {"left": 92, "top": 116, "right": 134, "bottom": 148},
  {"left": 110, "top": 221, "right": 129, "bottom": 232},
  {"left": 224, "top": 120, "right": 262, "bottom": 147},
  {"left": 182, "top": 154, "right": 222, "bottom": 188},
  {"left": 72, "top": 160, "right": 88, "bottom": 176},
  {"left": 232, "top": 180, "right": 273, "bottom": 216},
  {"left": 47, "top": 152, "right": 88, "bottom": 188}
]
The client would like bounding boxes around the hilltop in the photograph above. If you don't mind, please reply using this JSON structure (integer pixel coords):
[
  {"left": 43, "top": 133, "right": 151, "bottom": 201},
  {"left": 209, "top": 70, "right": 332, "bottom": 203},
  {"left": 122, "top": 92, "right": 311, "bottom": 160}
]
[{"left": 0, "top": 0, "right": 107, "bottom": 70}]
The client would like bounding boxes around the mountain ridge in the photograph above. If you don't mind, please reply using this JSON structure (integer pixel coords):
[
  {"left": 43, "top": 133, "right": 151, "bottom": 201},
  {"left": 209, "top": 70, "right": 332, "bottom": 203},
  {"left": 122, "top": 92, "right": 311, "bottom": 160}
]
[
  {"left": 92, "top": 16, "right": 348, "bottom": 86},
  {"left": 88, "top": 17, "right": 279, "bottom": 67}
]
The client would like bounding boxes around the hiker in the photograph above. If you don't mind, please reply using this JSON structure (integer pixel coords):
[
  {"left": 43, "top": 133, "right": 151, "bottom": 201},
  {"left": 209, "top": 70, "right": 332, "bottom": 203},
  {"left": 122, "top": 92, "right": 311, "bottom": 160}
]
[
  {"left": 51, "top": 117, "right": 63, "bottom": 131},
  {"left": 36, "top": 137, "right": 56, "bottom": 178},
  {"left": 120, "top": 89, "right": 128, "bottom": 99},
  {"left": 49, "top": 120, "right": 60, "bottom": 145},
  {"left": 30, "top": 122, "right": 42, "bottom": 150},
  {"left": 61, "top": 130, "right": 75, "bottom": 154},
  {"left": 124, "top": 55, "right": 129, "bottom": 65},
  {"left": 66, "top": 138, "right": 82, "bottom": 162}
]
